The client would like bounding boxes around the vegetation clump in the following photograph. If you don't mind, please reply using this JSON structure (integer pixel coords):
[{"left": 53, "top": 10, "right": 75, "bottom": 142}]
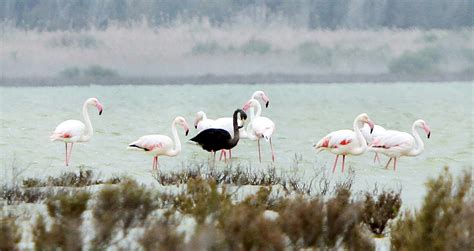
[
  {"left": 391, "top": 168, "right": 473, "bottom": 250},
  {"left": 0, "top": 213, "right": 21, "bottom": 250},
  {"left": 362, "top": 188, "right": 402, "bottom": 236},
  {"left": 33, "top": 191, "right": 91, "bottom": 251},
  {"left": 22, "top": 169, "right": 121, "bottom": 188}
]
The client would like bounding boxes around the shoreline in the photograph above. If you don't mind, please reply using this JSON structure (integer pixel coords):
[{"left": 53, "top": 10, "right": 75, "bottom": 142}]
[{"left": 1, "top": 72, "right": 472, "bottom": 86}]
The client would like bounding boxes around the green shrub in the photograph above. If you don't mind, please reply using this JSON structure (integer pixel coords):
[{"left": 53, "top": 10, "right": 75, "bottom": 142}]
[
  {"left": 0, "top": 214, "right": 21, "bottom": 250},
  {"left": 49, "top": 34, "right": 101, "bottom": 49},
  {"left": 33, "top": 191, "right": 90, "bottom": 251},
  {"left": 58, "top": 67, "right": 81, "bottom": 78},
  {"left": 388, "top": 47, "right": 441, "bottom": 74},
  {"left": 241, "top": 39, "right": 272, "bottom": 54},
  {"left": 391, "top": 168, "right": 473, "bottom": 251},
  {"left": 297, "top": 41, "right": 332, "bottom": 66},
  {"left": 191, "top": 41, "right": 223, "bottom": 55},
  {"left": 362, "top": 189, "right": 402, "bottom": 236},
  {"left": 83, "top": 65, "right": 118, "bottom": 78},
  {"left": 91, "top": 180, "right": 159, "bottom": 249}
]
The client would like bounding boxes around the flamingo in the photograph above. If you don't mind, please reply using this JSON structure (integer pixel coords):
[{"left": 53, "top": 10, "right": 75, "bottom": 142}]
[
  {"left": 242, "top": 98, "right": 275, "bottom": 162},
  {"left": 194, "top": 111, "right": 215, "bottom": 131},
  {"left": 190, "top": 109, "right": 247, "bottom": 163},
  {"left": 369, "top": 119, "right": 431, "bottom": 170},
  {"left": 361, "top": 123, "right": 386, "bottom": 163},
  {"left": 50, "top": 97, "right": 103, "bottom": 166},
  {"left": 314, "top": 113, "right": 375, "bottom": 173},
  {"left": 128, "top": 117, "right": 189, "bottom": 171}
]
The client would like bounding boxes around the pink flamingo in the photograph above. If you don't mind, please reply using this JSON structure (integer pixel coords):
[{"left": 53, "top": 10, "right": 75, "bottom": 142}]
[
  {"left": 242, "top": 98, "right": 275, "bottom": 162},
  {"left": 314, "top": 113, "right": 375, "bottom": 173},
  {"left": 369, "top": 119, "right": 431, "bottom": 170},
  {"left": 50, "top": 98, "right": 103, "bottom": 166},
  {"left": 361, "top": 123, "right": 386, "bottom": 163},
  {"left": 128, "top": 117, "right": 189, "bottom": 171}
]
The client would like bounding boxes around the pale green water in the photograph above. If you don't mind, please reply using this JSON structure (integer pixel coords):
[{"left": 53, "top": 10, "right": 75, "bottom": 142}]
[{"left": 1, "top": 82, "right": 472, "bottom": 208}]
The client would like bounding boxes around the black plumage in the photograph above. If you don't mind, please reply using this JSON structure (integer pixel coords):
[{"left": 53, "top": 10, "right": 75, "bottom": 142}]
[{"left": 190, "top": 109, "right": 247, "bottom": 153}]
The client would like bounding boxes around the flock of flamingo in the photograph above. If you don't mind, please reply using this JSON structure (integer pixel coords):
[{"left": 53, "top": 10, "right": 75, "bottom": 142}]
[{"left": 50, "top": 91, "right": 431, "bottom": 173}]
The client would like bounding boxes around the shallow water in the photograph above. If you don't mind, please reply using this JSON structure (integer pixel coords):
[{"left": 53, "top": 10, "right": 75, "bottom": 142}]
[{"left": 1, "top": 82, "right": 472, "bottom": 208}]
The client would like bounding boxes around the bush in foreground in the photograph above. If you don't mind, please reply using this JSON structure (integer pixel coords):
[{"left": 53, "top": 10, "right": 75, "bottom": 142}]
[{"left": 391, "top": 168, "right": 473, "bottom": 250}]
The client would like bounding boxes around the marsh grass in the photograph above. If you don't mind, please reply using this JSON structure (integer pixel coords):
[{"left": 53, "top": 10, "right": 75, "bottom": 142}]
[{"left": 22, "top": 169, "right": 122, "bottom": 188}]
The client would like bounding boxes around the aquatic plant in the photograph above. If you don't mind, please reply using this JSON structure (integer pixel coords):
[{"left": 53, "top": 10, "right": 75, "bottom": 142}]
[{"left": 390, "top": 168, "right": 473, "bottom": 250}]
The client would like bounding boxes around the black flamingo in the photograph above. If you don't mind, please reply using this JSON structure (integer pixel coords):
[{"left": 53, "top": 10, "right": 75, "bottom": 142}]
[{"left": 190, "top": 109, "right": 247, "bottom": 162}]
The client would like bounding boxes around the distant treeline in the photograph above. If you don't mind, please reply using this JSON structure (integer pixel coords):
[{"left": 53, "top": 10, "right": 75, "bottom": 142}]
[{"left": 1, "top": 0, "right": 472, "bottom": 31}]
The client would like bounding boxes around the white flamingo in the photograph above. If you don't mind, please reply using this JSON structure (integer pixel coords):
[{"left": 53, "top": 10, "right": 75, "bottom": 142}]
[
  {"left": 50, "top": 97, "right": 103, "bottom": 166},
  {"left": 128, "top": 117, "right": 190, "bottom": 170},
  {"left": 242, "top": 98, "right": 276, "bottom": 162},
  {"left": 361, "top": 123, "right": 386, "bottom": 163},
  {"left": 194, "top": 111, "right": 215, "bottom": 131},
  {"left": 314, "top": 113, "right": 375, "bottom": 173},
  {"left": 369, "top": 119, "right": 431, "bottom": 170}
]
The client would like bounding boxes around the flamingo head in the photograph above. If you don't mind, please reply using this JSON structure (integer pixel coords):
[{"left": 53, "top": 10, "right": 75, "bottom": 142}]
[
  {"left": 235, "top": 109, "right": 248, "bottom": 129},
  {"left": 88, "top": 98, "right": 103, "bottom": 115},
  {"left": 358, "top": 113, "right": 374, "bottom": 133},
  {"left": 252, "top": 91, "right": 270, "bottom": 108},
  {"left": 242, "top": 99, "right": 259, "bottom": 112},
  {"left": 194, "top": 111, "right": 206, "bottom": 129},
  {"left": 416, "top": 119, "right": 431, "bottom": 139},
  {"left": 175, "top": 116, "right": 190, "bottom": 136}
]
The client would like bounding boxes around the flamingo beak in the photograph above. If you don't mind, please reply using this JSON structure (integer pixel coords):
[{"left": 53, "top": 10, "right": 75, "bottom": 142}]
[
  {"left": 424, "top": 124, "right": 431, "bottom": 139},
  {"left": 184, "top": 124, "right": 190, "bottom": 136},
  {"left": 263, "top": 95, "right": 270, "bottom": 108},
  {"left": 242, "top": 103, "right": 250, "bottom": 111},
  {"left": 368, "top": 119, "right": 375, "bottom": 134},
  {"left": 185, "top": 129, "right": 189, "bottom": 136},
  {"left": 96, "top": 103, "right": 103, "bottom": 115}
]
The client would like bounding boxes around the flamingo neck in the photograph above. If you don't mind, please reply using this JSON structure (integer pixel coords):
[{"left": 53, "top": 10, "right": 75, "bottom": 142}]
[
  {"left": 80, "top": 101, "right": 93, "bottom": 142},
  {"left": 229, "top": 110, "right": 241, "bottom": 146},
  {"left": 352, "top": 118, "right": 367, "bottom": 154},
  {"left": 409, "top": 122, "right": 424, "bottom": 156},
  {"left": 167, "top": 120, "right": 181, "bottom": 156},
  {"left": 251, "top": 101, "right": 262, "bottom": 120}
]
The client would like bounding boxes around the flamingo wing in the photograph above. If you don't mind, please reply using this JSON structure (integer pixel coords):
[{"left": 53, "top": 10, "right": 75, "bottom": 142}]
[
  {"left": 371, "top": 130, "right": 415, "bottom": 154},
  {"left": 197, "top": 118, "right": 216, "bottom": 132},
  {"left": 50, "top": 120, "right": 85, "bottom": 141},
  {"left": 129, "top": 135, "right": 173, "bottom": 152},
  {"left": 361, "top": 124, "right": 386, "bottom": 144},
  {"left": 250, "top": 117, "right": 274, "bottom": 141},
  {"left": 315, "top": 130, "right": 356, "bottom": 150},
  {"left": 190, "top": 128, "right": 232, "bottom": 152}
]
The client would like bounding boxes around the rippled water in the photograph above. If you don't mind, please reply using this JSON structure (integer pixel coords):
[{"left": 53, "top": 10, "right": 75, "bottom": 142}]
[{"left": 1, "top": 82, "right": 472, "bottom": 208}]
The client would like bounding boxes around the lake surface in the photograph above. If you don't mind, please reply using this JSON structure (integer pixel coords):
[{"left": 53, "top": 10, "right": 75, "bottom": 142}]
[{"left": 1, "top": 82, "right": 472, "bottom": 208}]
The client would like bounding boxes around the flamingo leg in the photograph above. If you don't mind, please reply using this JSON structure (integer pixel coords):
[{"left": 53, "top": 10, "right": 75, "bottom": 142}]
[
  {"left": 332, "top": 155, "right": 339, "bottom": 173},
  {"left": 342, "top": 155, "right": 346, "bottom": 173},
  {"left": 393, "top": 157, "right": 397, "bottom": 171},
  {"left": 223, "top": 150, "right": 227, "bottom": 163},
  {"left": 67, "top": 143, "right": 74, "bottom": 166},
  {"left": 384, "top": 158, "right": 393, "bottom": 169},
  {"left": 64, "top": 143, "right": 68, "bottom": 166},
  {"left": 219, "top": 150, "right": 224, "bottom": 161},
  {"left": 270, "top": 138, "right": 275, "bottom": 162},
  {"left": 152, "top": 157, "right": 156, "bottom": 170},
  {"left": 257, "top": 138, "right": 262, "bottom": 163},
  {"left": 229, "top": 149, "right": 232, "bottom": 159},
  {"left": 375, "top": 153, "right": 381, "bottom": 164}
]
